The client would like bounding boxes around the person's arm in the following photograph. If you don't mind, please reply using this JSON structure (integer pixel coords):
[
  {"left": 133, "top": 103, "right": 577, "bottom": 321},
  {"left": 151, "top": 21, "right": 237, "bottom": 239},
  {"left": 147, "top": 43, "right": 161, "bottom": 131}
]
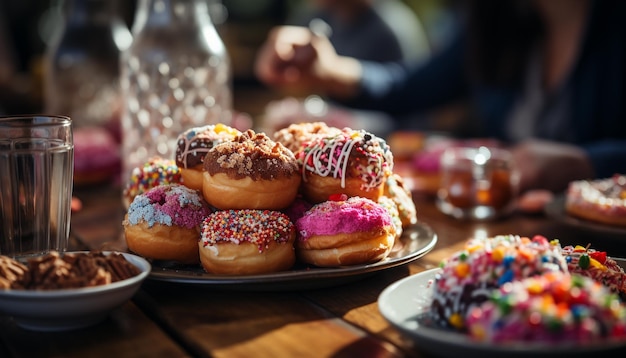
[
  {"left": 511, "top": 139, "right": 595, "bottom": 193},
  {"left": 337, "top": 33, "right": 470, "bottom": 117},
  {"left": 511, "top": 138, "right": 626, "bottom": 195},
  {"left": 255, "top": 26, "right": 469, "bottom": 117}
]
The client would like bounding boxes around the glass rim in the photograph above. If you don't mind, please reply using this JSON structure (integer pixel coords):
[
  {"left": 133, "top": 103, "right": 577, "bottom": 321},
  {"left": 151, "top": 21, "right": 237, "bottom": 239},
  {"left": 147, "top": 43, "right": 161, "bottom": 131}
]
[
  {"left": 0, "top": 114, "right": 72, "bottom": 128},
  {"left": 443, "top": 145, "right": 512, "bottom": 157}
]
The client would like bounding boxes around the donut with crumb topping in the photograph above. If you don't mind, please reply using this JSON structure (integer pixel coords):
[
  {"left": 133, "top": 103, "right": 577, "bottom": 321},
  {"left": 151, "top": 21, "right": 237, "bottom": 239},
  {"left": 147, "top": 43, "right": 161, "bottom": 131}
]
[
  {"left": 175, "top": 123, "right": 240, "bottom": 190},
  {"left": 123, "top": 184, "right": 212, "bottom": 264},
  {"left": 202, "top": 129, "right": 301, "bottom": 210},
  {"left": 199, "top": 209, "right": 296, "bottom": 274},
  {"left": 298, "top": 128, "right": 394, "bottom": 203}
]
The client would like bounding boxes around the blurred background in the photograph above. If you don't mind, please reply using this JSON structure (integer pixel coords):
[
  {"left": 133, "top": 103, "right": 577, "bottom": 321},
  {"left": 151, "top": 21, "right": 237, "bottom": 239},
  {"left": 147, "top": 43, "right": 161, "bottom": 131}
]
[{"left": 0, "top": 0, "right": 459, "bottom": 119}]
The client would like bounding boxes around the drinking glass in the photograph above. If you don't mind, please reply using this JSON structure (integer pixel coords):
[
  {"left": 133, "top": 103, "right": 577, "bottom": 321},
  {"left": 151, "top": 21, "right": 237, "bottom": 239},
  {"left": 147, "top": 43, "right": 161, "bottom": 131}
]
[
  {"left": 0, "top": 115, "right": 74, "bottom": 258},
  {"left": 436, "top": 146, "right": 519, "bottom": 220}
]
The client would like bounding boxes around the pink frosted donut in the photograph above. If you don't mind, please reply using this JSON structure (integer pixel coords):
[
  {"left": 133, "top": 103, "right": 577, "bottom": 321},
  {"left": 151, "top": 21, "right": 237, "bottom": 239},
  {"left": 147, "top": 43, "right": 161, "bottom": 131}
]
[
  {"left": 123, "top": 184, "right": 212, "bottom": 264},
  {"left": 73, "top": 126, "right": 121, "bottom": 186},
  {"left": 466, "top": 271, "right": 626, "bottom": 343},
  {"left": 175, "top": 123, "right": 240, "bottom": 190},
  {"left": 295, "top": 195, "right": 396, "bottom": 267},
  {"left": 122, "top": 157, "right": 183, "bottom": 208},
  {"left": 199, "top": 209, "right": 296, "bottom": 275}
]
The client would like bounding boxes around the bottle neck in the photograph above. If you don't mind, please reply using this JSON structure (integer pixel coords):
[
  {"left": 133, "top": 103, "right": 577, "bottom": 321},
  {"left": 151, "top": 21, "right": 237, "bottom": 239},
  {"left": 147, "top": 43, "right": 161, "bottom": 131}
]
[{"left": 132, "top": 0, "right": 214, "bottom": 33}]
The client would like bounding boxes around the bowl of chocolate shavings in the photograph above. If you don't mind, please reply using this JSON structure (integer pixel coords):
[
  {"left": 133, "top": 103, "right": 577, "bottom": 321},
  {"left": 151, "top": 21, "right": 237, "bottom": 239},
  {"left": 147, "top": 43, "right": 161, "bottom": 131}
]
[{"left": 0, "top": 251, "right": 150, "bottom": 331}]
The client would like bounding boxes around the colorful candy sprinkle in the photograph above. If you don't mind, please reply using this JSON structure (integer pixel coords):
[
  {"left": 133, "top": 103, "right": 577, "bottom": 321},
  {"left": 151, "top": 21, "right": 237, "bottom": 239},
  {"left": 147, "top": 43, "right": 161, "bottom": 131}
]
[{"left": 201, "top": 210, "right": 294, "bottom": 253}]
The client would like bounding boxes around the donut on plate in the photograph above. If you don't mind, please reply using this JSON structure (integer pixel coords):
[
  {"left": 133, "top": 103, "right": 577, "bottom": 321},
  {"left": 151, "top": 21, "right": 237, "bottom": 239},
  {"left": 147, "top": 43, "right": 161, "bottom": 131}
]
[
  {"left": 202, "top": 129, "right": 301, "bottom": 210},
  {"left": 122, "top": 157, "right": 183, "bottom": 208},
  {"left": 123, "top": 184, "right": 212, "bottom": 264},
  {"left": 295, "top": 195, "right": 396, "bottom": 267},
  {"left": 272, "top": 121, "right": 341, "bottom": 155},
  {"left": 565, "top": 174, "right": 626, "bottom": 227},
  {"left": 383, "top": 174, "right": 417, "bottom": 228},
  {"left": 431, "top": 235, "right": 568, "bottom": 331},
  {"left": 377, "top": 196, "right": 403, "bottom": 238},
  {"left": 199, "top": 209, "right": 296, "bottom": 275},
  {"left": 175, "top": 123, "right": 240, "bottom": 191},
  {"left": 281, "top": 195, "right": 313, "bottom": 224},
  {"left": 298, "top": 129, "right": 394, "bottom": 204},
  {"left": 466, "top": 271, "right": 626, "bottom": 343},
  {"left": 562, "top": 244, "right": 626, "bottom": 298}
]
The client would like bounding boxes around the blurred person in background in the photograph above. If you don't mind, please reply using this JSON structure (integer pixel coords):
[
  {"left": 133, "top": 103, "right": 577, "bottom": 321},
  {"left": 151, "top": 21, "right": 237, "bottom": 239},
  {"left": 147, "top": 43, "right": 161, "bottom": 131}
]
[
  {"left": 255, "top": 0, "right": 626, "bottom": 195},
  {"left": 288, "top": 0, "right": 431, "bottom": 64},
  {"left": 258, "top": 0, "right": 433, "bottom": 135}
]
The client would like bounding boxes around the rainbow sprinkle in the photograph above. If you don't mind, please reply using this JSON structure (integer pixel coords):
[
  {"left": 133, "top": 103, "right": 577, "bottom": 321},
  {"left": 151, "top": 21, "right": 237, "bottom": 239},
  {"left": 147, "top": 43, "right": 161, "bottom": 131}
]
[
  {"left": 466, "top": 271, "right": 626, "bottom": 343},
  {"left": 431, "top": 235, "right": 568, "bottom": 330},
  {"left": 123, "top": 157, "right": 182, "bottom": 204},
  {"left": 201, "top": 210, "right": 294, "bottom": 253}
]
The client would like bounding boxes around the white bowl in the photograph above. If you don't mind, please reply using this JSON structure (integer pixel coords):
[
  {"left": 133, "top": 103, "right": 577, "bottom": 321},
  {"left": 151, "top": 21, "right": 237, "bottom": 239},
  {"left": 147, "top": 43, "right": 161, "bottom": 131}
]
[{"left": 0, "top": 252, "right": 150, "bottom": 331}]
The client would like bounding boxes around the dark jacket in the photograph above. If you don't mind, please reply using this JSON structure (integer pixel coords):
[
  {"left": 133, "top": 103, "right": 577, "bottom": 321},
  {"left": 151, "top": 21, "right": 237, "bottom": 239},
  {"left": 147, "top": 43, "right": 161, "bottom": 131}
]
[{"left": 340, "top": 0, "right": 626, "bottom": 178}]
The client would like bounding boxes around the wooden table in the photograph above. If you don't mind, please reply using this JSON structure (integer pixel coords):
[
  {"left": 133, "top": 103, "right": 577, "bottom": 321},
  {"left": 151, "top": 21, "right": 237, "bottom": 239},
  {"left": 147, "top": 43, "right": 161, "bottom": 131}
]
[{"left": 1, "top": 180, "right": 625, "bottom": 358}]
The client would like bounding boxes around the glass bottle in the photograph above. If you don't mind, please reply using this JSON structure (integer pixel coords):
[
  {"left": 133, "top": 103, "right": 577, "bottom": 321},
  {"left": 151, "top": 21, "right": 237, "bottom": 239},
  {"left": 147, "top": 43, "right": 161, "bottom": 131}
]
[
  {"left": 44, "top": 0, "right": 132, "bottom": 136},
  {"left": 119, "top": 0, "right": 232, "bottom": 183}
]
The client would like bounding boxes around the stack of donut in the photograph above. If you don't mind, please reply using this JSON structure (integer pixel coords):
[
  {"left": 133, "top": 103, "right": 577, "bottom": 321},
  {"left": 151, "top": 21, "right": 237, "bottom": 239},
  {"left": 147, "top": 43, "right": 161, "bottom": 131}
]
[{"left": 122, "top": 122, "right": 418, "bottom": 275}]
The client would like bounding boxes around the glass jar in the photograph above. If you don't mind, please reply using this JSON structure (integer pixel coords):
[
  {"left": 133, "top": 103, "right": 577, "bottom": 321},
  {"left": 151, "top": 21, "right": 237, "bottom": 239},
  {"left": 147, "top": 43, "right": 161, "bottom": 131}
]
[
  {"left": 119, "top": 0, "right": 232, "bottom": 183},
  {"left": 44, "top": 0, "right": 131, "bottom": 135}
]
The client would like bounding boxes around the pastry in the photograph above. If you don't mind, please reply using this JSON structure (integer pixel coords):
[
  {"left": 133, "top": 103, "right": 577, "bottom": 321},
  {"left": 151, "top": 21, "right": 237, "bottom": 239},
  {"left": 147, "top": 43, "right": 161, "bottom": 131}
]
[
  {"left": 565, "top": 174, "right": 626, "bottom": 227},
  {"left": 295, "top": 195, "right": 396, "bottom": 267},
  {"left": 199, "top": 209, "right": 296, "bottom": 275},
  {"left": 298, "top": 129, "right": 394, "bottom": 203},
  {"left": 123, "top": 184, "right": 212, "bottom": 264},
  {"left": 175, "top": 123, "right": 240, "bottom": 190},
  {"left": 202, "top": 129, "right": 301, "bottom": 210},
  {"left": 431, "top": 235, "right": 568, "bottom": 330}
]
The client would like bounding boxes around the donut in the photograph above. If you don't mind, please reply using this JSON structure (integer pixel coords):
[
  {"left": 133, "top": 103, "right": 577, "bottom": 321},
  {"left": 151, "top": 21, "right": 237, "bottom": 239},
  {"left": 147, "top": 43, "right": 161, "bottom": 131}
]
[
  {"left": 466, "top": 271, "right": 626, "bottom": 343},
  {"left": 281, "top": 195, "right": 313, "bottom": 224},
  {"left": 273, "top": 121, "right": 341, "bottom": 155},
  {"left": 295, "top": 195, "right": 396, "bottom": 267},
  {"left": 202, "top": 129, "right": 301, "bottom": 210},
  {"left": 123, "top": 184, "right": 212, "bottom": 264},
  {"left": 383, "top": 174, "right": 417, "bottom": 228},
  {"left": 562, "top": 244, "right": 626, "bottom": 298},
  {"left": 175, "top": 123, "right": 240, "bottom": 190},
  {"left": 377, "top": 196, "right": 403, "bottom": 238},
  {"left": 73, "top": 126, "right": 121, "bottom": 186},
  {"left": 431, "top": 235, "right": 568, "bottom": 331},
  {"left": 122, "top": 157, "right": 183, "bottom": 208},
  {"left": 565, "top": 174, "right": 626, "bottom": 227},
  {"left": 298, "top": 129, "right": 394, "bottom": 204},
  {"left": 199, "top": 209, "right": 296, "bottom": 275}
]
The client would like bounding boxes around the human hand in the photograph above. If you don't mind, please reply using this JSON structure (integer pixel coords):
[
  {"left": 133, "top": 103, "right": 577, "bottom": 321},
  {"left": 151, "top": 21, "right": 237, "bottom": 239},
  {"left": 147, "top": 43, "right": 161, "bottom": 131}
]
[
  {"left": 254, "top": 26, "right": 361, "bottom": 98},
  {"left": 510, "top": 139, "right": 594, "bottom": 193}
]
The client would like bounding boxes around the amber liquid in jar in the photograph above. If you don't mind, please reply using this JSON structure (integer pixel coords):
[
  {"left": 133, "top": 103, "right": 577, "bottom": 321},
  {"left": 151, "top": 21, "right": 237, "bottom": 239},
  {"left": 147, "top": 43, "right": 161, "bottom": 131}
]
[{"left": 437, "top": 147, "right": 518, "bottom": 220}]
